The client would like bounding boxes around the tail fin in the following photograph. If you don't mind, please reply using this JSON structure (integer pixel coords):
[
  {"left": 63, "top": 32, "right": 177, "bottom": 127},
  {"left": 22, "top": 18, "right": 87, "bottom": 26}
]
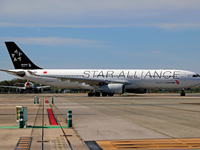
[{"left": 5, "top": 42, "right": 42, "bottom": 69}]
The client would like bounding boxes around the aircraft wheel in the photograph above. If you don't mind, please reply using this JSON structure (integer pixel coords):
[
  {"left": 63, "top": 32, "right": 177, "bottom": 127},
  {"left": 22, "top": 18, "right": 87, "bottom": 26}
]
[
  {"left": 95, "top": 92, "right": 101, "bottom": 97},
  {"left": 180, "top": 91, "right": 185, "bottom": 96},
  {"left": 108, "top": 93, "right": 114, "bottom": 96},
  {"left": 180, "top": 89, "right": 185, "bottom": 96},
  {"left": 88, "top": 92, "right": 94, "bottom": 97},
  {"left": 102, "top": 92, "right": 107, "bottom": 97}
]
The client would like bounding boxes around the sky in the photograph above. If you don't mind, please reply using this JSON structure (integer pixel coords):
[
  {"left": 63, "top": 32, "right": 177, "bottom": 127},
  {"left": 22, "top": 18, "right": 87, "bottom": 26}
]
[{"left": 0, "top": 0, "right": 200, "bottom": 81}]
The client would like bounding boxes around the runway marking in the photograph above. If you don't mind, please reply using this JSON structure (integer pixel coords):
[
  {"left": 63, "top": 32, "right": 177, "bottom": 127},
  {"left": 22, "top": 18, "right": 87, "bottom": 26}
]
[
  {"left": 0, "top": 126, "right": 19, "bottom": 129},
  {"left": 29, "top": 126, "right": 68, "bottom": 128},
  {"left": 50, "top": 137, "right": 68, "bottom": 150},
  {"left": 47, "top": 108, "right": 58, "bottom": 125},
  {"left": 180, "top": 103, "right": 200, "bottom": 106},
  {"left": 86, "top": 138, "right": 200, "bottom": 149},
  {"left": 14, "top": 137, "right": 32, "bottom": 150}
]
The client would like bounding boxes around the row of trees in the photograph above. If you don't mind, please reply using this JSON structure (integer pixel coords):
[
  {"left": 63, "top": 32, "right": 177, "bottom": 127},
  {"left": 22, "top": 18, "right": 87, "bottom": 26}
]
[{"left": 0, "top": 78, "right": 27, "bottom": 86}]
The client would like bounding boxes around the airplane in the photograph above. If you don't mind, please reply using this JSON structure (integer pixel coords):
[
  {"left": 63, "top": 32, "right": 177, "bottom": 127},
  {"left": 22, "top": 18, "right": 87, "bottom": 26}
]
[
  {"left": 0, "top": 41, "right": 200, "bottom": 97},
  {"left": 0, "top": 81, "right": 50, "bottom": 93}
]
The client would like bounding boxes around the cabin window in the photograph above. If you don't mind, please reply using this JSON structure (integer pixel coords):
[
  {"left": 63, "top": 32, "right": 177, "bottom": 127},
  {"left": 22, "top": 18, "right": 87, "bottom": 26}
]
[{"left": 193, "top": 74, "right": 200, "bottom": 77}]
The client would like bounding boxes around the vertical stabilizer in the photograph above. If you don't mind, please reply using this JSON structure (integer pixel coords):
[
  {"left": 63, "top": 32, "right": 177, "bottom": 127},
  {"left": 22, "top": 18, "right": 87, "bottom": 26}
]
[{"left": 5, "top": 42, "right": 42, "bottom": 69}]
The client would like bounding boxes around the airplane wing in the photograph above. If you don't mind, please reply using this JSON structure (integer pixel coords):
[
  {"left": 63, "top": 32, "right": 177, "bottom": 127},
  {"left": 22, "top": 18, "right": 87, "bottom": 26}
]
[
  {"left": 47, "top": 76, "right": 130, "bottom": 86},
  {"left": 27, "top": 71, "right": 131, "bottom": 86},
  {"left": 36, "top": 85, "right": 51, "bottom": 89}
]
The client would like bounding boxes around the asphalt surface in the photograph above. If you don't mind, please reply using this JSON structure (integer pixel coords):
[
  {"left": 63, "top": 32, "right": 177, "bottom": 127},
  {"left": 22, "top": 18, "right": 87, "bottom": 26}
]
[
  {"left": 1, "top": 93, "right": 200, "bottom": 150},
  {"left": 0, "top": 94, "right": 87, "bottom": 150},
  {"left": 55, "top": 93, "right": 200, "bottom": 141}
]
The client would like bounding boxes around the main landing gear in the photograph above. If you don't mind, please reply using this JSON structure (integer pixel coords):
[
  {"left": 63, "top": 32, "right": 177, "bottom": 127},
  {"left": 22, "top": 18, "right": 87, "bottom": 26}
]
[
  {"left": 88, "top": 92, "right": 100, "bottom": 97},
  {"left": 88, "top": 91, "right": 114, "bottom": 97}
]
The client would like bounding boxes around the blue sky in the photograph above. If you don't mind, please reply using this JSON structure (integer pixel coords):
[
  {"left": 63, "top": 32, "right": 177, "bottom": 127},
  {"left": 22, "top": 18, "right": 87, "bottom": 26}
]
[{"left": 0, "top": 0, "right": 200, "bottom": 81}]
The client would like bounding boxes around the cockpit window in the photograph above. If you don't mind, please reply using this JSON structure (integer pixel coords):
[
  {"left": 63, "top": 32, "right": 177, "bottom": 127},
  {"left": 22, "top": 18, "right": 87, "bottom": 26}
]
[{"left": 193, "top": 74, "right": 200, "bottom": 77}]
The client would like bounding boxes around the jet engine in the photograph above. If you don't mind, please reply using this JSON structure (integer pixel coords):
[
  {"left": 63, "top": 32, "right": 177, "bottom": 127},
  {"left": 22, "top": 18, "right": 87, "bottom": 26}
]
[{"left": 100, "top": 84, "right": 125, "bottom": 94}]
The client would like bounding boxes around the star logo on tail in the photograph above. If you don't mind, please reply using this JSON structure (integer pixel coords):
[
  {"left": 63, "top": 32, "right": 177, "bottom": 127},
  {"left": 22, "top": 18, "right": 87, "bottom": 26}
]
[{"left": 12, "top": 49, "right": 23, "bottom": 62}]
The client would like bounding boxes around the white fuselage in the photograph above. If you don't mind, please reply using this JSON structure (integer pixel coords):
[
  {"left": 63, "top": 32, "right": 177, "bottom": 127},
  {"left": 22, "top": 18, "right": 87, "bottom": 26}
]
[{"left": 9, "top": 69, "right": 200, "bottom": 90}]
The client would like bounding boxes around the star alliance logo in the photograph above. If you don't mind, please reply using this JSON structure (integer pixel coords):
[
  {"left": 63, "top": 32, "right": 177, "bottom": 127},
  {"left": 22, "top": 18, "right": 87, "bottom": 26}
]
[{"left": 12, "top": 49, "right": 22, "bottom": 62}]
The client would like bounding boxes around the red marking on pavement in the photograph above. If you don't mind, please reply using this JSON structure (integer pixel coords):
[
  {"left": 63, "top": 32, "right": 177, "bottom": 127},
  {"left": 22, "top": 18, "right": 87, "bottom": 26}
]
[{"left": 47, "top": 109, "right": 57, "bottom": 125}]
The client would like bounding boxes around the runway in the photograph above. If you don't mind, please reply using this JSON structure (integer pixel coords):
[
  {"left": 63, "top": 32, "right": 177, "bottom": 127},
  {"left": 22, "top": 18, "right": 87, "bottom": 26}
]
[
  {"left": 0, "top": 93, "right": 200, "bottom": 149},
  {"left": 54, "top": 93, "right": 200, "bottom": 149},
  {"left": 55, "top": 93, "right": 200, "bottom": 140}
]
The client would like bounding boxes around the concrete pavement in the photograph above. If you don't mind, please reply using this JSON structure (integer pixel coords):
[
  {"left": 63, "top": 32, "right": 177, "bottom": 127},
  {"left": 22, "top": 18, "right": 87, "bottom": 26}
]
[{"left": 1, "top": 93, "right": 200, "bottom": 149}]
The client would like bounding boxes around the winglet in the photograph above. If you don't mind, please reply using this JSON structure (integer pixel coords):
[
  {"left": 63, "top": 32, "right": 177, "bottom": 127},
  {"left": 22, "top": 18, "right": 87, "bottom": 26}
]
[{"left": 5, "top": 42, "right": 42, "bottom": 69}]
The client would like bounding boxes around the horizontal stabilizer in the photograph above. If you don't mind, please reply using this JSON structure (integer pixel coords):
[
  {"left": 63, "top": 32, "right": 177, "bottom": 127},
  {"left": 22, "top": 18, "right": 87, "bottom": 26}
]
[{"left": 0, "top": 69, "right": 25, "bottom": 77}]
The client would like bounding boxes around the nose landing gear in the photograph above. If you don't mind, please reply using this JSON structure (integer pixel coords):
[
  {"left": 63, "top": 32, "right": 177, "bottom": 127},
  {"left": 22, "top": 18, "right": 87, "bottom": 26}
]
[{"left": 180, "top": 88, "right": 185, "bottom": 96}]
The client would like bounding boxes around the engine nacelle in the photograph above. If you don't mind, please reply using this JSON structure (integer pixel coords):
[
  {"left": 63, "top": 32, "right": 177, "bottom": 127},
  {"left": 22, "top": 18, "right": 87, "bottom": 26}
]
[
  {"left": 125, "top": 89, "right": 148, "bottom": 94},
  {"left": 100, "top": 84, "right": 125, "bottom": 94}
]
